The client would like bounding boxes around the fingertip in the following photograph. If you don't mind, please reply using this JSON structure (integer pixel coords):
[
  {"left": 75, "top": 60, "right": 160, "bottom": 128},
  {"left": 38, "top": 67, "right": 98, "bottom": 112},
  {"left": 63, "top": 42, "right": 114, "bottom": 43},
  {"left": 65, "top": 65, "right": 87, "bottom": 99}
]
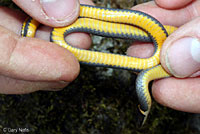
[
  {"left": 160, "top": 18, "right": 200, "bottom": 78},
  {"left": 151, "top": 78, "right": 171, "bottom": 107},
  {"left": 65, "top": 32, "right": 92, "bottom": 49},
  {"left": 0, "top": 29, "right": 80, "bottom": 82},
  {"left": 80, "top": 0, "right": 95, "bottom": 5},
  {"left": 40, "top": 40, "right": 80, "bottom": 82},
  {"left": 155, "top": 0, "right": 193, "bottom": 9},
  {"left": 152, "top": 77, "right": 200, "bottom": 113},
  {"left": 58, "top": 45, "right": 80, "bottom": 82},
  {"left": 163, "top": 37, "right": 200, "bottom": 78},
  {"left": 13, "top": 0, "right": 80, "bottom": 27},
  {"left": 40, "top": 0, "right": 80, "bottom": 26},
  {"left": 127, "top": 43, "right": 154, "bottom": 58},
  {"left": 131, "top": 0, "right": 199, "bottom": 27}
]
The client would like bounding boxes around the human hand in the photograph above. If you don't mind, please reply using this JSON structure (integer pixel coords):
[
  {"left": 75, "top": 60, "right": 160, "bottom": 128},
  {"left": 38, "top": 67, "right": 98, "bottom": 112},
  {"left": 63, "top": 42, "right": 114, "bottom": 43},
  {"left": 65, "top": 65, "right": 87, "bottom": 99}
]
[
  {"left": 127, "top": 0, "right": 200, "bottom": 113},
  {"left": 0, "top": 0, "right": 94, "bottom": 94}
]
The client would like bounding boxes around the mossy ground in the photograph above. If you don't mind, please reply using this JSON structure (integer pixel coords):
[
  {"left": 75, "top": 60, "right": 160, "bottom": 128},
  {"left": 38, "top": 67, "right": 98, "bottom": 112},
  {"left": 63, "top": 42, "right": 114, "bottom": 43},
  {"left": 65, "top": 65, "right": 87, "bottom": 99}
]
[{"left": 0, "top": 0, "right": 199, "bottom": 133}]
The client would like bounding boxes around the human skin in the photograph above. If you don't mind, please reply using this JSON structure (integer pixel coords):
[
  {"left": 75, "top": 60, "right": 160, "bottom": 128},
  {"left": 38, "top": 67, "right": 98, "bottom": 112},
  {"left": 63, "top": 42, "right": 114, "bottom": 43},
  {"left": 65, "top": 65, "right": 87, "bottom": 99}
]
[
  {"left": 1, "top": 0, "right": 200, "bottom": 114},
  {"left": 127, "top": 0, "right": 200, "bottom": 113},
  {"left": 0, "top": 0, "right": 94, "bottom": 94}
]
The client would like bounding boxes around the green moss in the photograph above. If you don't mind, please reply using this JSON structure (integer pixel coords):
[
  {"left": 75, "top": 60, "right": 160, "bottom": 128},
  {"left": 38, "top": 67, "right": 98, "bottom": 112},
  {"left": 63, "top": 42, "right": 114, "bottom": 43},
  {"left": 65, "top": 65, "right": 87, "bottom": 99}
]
[{"left": 0, "top": 0, "right": 199, "bottom": 133}]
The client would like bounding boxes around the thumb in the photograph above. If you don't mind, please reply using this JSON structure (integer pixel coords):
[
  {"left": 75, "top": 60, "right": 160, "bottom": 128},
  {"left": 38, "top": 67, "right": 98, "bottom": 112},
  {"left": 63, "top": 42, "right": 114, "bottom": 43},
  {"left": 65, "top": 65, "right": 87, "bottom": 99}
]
[
  {"left": 161, "top": 17, "right": 200, "bottom": 78},
  {"left": 13, "top": 0, "right": 80, "bottom": 27}
]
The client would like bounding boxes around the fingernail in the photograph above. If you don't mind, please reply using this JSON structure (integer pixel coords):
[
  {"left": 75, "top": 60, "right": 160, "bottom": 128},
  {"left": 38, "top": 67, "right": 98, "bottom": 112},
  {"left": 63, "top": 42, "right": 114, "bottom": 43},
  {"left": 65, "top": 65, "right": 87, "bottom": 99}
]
[
  {"left": 40, "top": 0, "right": 79, "bottom": 23},
  {"left": 165, "top": 37, "right": 200, "bottom": 78}
]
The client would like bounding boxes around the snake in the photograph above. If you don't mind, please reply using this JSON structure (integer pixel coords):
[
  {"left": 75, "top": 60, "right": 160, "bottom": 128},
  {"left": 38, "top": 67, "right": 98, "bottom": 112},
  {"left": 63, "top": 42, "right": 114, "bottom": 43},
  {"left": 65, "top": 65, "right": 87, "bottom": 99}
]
[{"left": 21, "top": 4, "right": 177, "bottom": 126}]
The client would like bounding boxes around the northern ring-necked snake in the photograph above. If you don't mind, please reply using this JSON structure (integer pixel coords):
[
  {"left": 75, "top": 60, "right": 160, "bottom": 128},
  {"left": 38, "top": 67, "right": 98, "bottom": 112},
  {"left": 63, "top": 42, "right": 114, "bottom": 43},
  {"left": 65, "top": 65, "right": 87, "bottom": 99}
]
[{"left": 21, "top": 4, "right": 177, "bottom": 126}]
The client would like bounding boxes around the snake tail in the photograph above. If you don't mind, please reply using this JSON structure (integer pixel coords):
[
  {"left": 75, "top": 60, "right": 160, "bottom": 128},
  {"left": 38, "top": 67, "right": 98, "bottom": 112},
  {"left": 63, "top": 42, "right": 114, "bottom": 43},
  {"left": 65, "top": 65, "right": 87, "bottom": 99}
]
[{"left": 136, "top": 64, "right": 171, "bottom": 126}]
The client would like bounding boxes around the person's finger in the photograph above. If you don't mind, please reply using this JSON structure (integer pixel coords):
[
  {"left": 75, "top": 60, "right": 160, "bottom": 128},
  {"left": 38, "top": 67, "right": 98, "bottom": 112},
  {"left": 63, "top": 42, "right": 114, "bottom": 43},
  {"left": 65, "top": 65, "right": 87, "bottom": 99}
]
[
  {"left": 79, "top": 0, "right": 94, "bottom": 5},
  {"left": 152, "top": 77, "right": 200, "bottom": 113},
  {"left": 0, "top": 26, "right": 80, "bottom": 82},
  {"left": 126, "top": 42, "right": 154, "bottom": 58},
  {"left": 0, "top": 3, "right": 96, "bottom": 94},
  {"left": 0, "top": 75, "right": 68, "bottom": 94},
  {"left": 13, "top": 0, "right": 80, "bottom": 27},
  {"left": 128, "top": 1, "right": 200, "bottom": 70},
  {"left": 0, "top": 7, "right": 92, "bottom": 50},
  {"left": 155, "top": 0, "right": 193, "bottom": 9},
  {"left": 0, "top": 7, "right": 26, "bottom": 35},
  {"left": 160, "top": 17, "right": 200, "bottom": 78},
  {"left": 127, "top": 0, "right": 200, "bottom": 61},
  {"left": 131, "top": 0, "right": 200, "bottom": 26},
  {"left": 36, "top": 26, "right": 92, "bottom": 49},
  {"left": 65, "top": 33, "right": 92, "bottom": 49}
]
